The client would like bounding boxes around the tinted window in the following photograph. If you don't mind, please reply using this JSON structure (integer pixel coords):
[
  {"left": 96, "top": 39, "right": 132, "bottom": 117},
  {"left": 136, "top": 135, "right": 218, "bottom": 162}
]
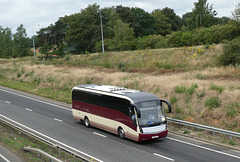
[{"left": 72, "top": 89, "right": 130, "bottom": 115}]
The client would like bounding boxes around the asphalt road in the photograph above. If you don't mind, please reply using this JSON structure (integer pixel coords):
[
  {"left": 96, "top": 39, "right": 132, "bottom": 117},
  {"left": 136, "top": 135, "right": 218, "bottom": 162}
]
[{"left": 0, "top": 86, "right": 240, "bottom": 162}]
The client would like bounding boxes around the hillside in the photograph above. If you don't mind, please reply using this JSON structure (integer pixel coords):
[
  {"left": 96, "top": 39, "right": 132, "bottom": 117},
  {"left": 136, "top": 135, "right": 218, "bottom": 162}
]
[{"left": 0, "top": 44, "right": 239, "bottom": 134}]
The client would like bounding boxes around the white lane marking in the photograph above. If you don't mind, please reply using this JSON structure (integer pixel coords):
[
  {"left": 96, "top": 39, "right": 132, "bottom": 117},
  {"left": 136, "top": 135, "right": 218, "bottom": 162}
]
[
  {"left": 93, "top": 132, "right": 107, "bottom": 138},
  {"left": 0, "top": 154, "right": 11, "bottom": 162},
  {"left": 167, "top": 137, "right": 240, "bottom": 159},
  {"left": 54, "top": 118, "right": 63, "bottom": 123},
  {"left": 5, "top": 101, "right": 11, "bottom": 104},
  {"left": 154, "top": 153, "right": 175, "bottom": 161},
  {"left": 0, "top": 114, "right": 104, "bottom": 162},
  {"left": 25, "top": 108, "right": 33, "bottom": 112},
  {"left": 0, "top": 89, "right": 71, "bottom": 111}
]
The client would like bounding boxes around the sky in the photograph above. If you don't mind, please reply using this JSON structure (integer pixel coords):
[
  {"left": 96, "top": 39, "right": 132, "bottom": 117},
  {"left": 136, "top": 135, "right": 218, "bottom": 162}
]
[{"left": 0, "top": 0, "right": 239, "bottom": 38}]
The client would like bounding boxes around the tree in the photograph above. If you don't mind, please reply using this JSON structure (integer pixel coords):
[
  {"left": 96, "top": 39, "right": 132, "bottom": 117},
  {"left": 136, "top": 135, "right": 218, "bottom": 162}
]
[
  {"left": 101, "top": 7, "right": 118, "bottom": 39},
  {"left": 152, "top": 9, "right": 172, "bottom": 36},
  {"left": 182, "top": 12, "right": 194, "bottom": 30},
  {"left": 188, "top": 0, "right": 217, "bottom": 29},
  {"left": 116, "top": 6, "right": 155, "bottom": 37},
  {"left": 115, "top": 6, "right": 133, "bottom": 25},
  {"left": 65, "top": 4, "right": 101, "bottom": 53},
  {"left": 112, "top": 19, "right": 135, "bottom": 50},
  {"left": 232, "top": 3, "right": 240, "bottom": 23},
  {"left": 0, "top": 27, "right": 13, "bottom": 58},
  {"left": 51, "top": 18, "right": 68, "bottom": 46},
  {"left": 161, "top": 7, "right": 181, "bottom": 31},
  {"left": 13, "top": 24, "right": 31, "bottom": 57},
  {"left": 130, "top": 7, "right": 155, "bottom": 37}
]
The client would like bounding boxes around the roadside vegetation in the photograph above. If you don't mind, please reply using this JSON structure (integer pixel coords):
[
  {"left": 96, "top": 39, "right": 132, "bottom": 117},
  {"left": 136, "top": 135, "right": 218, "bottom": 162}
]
[
  {"left": 0, "top": 122, "right": 82, "bottom": 161},
  {"left": 0, "top": 43, "right": 240, "bottom": 134}
]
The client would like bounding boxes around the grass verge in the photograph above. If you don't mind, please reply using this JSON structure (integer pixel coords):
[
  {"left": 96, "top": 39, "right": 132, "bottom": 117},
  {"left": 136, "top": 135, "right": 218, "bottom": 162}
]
[{"left": 0, "top": 122, "right": 82, "bottom": 162}]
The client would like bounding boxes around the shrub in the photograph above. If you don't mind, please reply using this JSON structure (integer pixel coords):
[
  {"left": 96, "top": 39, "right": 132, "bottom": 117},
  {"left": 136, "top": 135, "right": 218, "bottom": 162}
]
[
  {"left": 181, "top": 31, "right": 192, "bottom": 46},
  {"left": 166, "top": 31, "right": 183, "bottom": 47},
  {"left": 196, "top": 89, "right": 205, "bottom": 98},
  {"left": 196, "top": 73, "right": 207, "bottom": 80},
  {"left": 209, "top": 84, "right": 225, "bottom": 93},
  {"left": 205, "top": 97, "right": 222, "bottom": 109},
  {"left": 154, "top": 88, "right": 160, "bottom": 94},
  {"left": 229, "top": 141, "right": 236, "bottom": 145},
  {"left": 184, "top": 130, "right": 190, "bottom": 134},
  {"left": 135, "top": 35, "right": 167, "bottom": 49},
  {"left": 186, "top": 84, "right": 198, "bottom": 95},
  {"left": 17, "top": 72, "right": 21, "bottom": 78},
  {"left": 65, "top": 55, "right": 71, "bottom": 61},
  {"left": 187, "top": 87, "right": 195, "bottom": 95},
  {"left": 118, "top": 62, "right": 127, "bottom": 72},
  {"left": 219, "top": 36, "right": 240, "bottom": 65},
  {"left": 174, "top": 85, "right": 187, "bottom": 93},
  {"left": 170, "top": 96, "right": 177, "bottom": 104}
]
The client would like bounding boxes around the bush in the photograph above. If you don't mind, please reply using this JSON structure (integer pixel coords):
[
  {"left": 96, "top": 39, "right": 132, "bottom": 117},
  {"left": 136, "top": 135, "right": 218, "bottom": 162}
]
[
  {"left": 219, "top": 36, "right": 240, "bottom": 65},
  {"left": 174, "top": 85, "right": 187, "bottom": 93},
  {"left": 205, "top": 97, "right": 222, "bottom": 109},
  {"left": 181, "top": 31, "right": 192, "bottom": 46},
  {"left": 170, "top": 96, "right": 177, "bottom": 104},
  {"left": 186, "top": 84, "right": 198, "bottom": 95},
  {"left": 209, "top": 84, "right": 225, "bottom": 93},
  {"left": 166, "top": 31, "right": 183, "bottom": 47},
  {"left": 135, "top": 34, "right": 167, "bottom": 49}
]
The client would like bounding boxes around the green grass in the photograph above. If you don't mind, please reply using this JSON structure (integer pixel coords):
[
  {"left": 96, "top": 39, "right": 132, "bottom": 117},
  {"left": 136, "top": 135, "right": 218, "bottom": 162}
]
[
  {"left": 0, "top": 123, "right": 82, "bottom": 161},
  {"left": 34, "top": 46, "right": 217, "bottom": 72},
  {"left": 0, "top": 77, "right": 71, "bottom": 104},
  {"left": 0, "top": 77, "right": 36, "bottom": 92},
  {"left": 209, "top": 83, "right": 225, "bottom": 93}
]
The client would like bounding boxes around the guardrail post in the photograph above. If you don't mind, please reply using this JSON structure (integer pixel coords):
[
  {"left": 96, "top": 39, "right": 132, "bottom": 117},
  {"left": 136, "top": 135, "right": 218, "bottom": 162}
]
[
  {"left": 230, "top": 135, "right": 232, "bottom": 141},
  {"left": 74, "top": 152, "right": 76, "bottom": 162},
  {"left": 58, "top": 147, "right": 61, "bottom": 157},
  {"left": 212, "top": 131, "right": 215, "bottom": 136}
]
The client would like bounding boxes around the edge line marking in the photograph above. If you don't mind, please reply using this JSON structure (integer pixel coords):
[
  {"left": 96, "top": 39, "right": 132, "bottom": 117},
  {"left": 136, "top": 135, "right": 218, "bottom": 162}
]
[
  {"left": 0, "top": 89, "right": 70, "bottom": 111},
  {"left": 167, "top": 137, "right": 240, "bottom": 159},
  {"left": 0, "top": 154, "right": 11, "bottom": 162}
]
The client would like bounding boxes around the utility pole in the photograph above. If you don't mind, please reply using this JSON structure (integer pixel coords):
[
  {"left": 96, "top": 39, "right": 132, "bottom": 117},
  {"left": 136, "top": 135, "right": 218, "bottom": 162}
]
[
  {"left": 32, "top": 25, "right": 40, "bottom": 58},
  {"left": 100, "top": 8, "right": 104, "bottom": 54}
]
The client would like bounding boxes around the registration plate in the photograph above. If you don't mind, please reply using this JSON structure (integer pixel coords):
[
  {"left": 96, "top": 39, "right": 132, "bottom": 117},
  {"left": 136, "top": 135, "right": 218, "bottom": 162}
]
[{"left": 152, "top": 136, "right": 158, "bottom": 139}]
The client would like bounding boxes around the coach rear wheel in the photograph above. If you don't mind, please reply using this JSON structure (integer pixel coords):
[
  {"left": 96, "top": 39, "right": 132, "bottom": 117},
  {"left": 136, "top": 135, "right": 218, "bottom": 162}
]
[
  {"left": 118, "top": 127, "right": 125, "bottom": 139},
  {"left": 84, "top": 117, "right": 90, "bottom": 127}
]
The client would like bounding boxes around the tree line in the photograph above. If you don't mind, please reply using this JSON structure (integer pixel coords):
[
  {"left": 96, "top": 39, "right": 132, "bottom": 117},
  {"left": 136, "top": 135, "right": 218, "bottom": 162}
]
[
  {"left": 0, "top": 0, "right": 240, "bottom": 59},
  {"left": 35, "top": 0, "right": 239, "bottom": 54},
  {"left": 0, "top": 25, "right": 32, "bottom": 58}
]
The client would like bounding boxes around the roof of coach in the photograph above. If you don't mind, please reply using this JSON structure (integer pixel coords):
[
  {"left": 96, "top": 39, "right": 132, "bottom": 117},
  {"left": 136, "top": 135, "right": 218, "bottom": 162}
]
[{"left": 73, "top": 84, "right": 158, "bottom": 103}]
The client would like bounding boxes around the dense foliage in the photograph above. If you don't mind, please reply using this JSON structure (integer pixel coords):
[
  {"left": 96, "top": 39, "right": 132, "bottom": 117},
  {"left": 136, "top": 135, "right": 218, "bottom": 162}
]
[
  {"left": 0, "top": 25, "right": 32, "bottom": 58},
  {"left": 34, "top": 1, "right": 239, "bottom": 54},
  {"left": 219, "top": 36, "right": 240, "bottom": 65}
]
